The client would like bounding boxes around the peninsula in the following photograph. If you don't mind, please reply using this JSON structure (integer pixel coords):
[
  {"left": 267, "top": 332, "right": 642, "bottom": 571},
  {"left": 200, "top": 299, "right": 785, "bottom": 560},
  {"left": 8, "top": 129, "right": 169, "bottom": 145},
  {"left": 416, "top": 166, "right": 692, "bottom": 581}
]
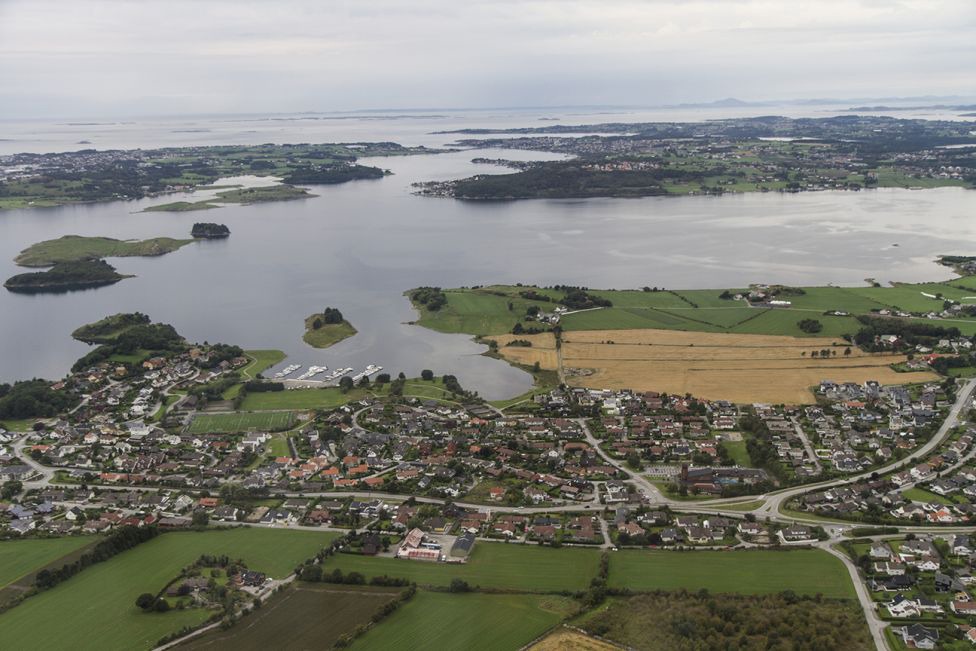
[{"left": 417, "top": 115, "right": 976, "bottom": 199}]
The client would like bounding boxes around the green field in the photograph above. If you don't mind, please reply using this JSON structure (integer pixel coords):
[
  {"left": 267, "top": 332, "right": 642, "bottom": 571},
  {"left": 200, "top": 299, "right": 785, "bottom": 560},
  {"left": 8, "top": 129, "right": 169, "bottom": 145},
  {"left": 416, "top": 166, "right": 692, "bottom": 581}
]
[
  {"left": 303, "top": 318, "right": 357, "bottom": 349},
  {"left": 14, "top": 235, "right": 194, "bottom": 267},
  {"left": 352, "top": 591, "right": 573, "bottom": 651},
  {"left": 143, "top": 201, "right": 218, "bottom": 212},
  {"left": 239, "top": 377, "right": 459, "bottom": 411},
  {"left": 241, "top": 350, "right": 286, "bottom": 379},
  {"left": 0, "top": 528, "right": 338, "bottom": 651},
  {"left": 214, "top": 185, "right": 313, "bottom": 204},
  {"left": 607, "top": 549, "right": 854, "bottom": 598},
  {"left": 322, "top": 542, "right": 600, "bottom": 592},
  {"left": 187, "top": 410, "right": 295, "bottom": 433},
  {"left": 721, "top": 440, "right": 751, "bottom": 467},
  {"left": 0, "top": 536, "right": 98, "bottom": 589},
  {"left": 412, "top": 281, "right": 976, "bottom": 339},
  {"left": 183, "top": 583, "right": 395, "bottom": 650}
]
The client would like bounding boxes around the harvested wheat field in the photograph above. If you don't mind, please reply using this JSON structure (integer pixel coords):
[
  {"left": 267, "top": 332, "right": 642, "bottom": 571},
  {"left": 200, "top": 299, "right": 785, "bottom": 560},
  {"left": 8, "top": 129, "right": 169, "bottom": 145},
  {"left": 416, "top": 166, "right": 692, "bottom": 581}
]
[
  {"left": 492, "top": 328, "right": 936, "bottom": 404},
  {"left": 487, "top": 333, "right": 560, "bottom": 369},
  {"left": 528, "top": 627, "right": 622, "bottom": 651}
]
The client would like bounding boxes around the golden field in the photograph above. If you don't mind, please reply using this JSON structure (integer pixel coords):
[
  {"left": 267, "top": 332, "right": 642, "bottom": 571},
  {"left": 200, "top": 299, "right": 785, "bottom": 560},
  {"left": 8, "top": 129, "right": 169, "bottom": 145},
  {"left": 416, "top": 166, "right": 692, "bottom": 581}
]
[
  {"left": 528, "top": 627, "right": 622, "bottom": 651},
  {"left": 488, "top": 329, "right": 937, "bottom": 404}
]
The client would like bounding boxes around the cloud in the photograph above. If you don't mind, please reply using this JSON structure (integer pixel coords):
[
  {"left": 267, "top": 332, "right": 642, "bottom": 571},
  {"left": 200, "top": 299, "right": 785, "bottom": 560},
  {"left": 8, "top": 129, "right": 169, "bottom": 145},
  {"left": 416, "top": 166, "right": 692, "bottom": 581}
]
[{"left": 0, "top": 0, "right": 973, "bottom": 117}]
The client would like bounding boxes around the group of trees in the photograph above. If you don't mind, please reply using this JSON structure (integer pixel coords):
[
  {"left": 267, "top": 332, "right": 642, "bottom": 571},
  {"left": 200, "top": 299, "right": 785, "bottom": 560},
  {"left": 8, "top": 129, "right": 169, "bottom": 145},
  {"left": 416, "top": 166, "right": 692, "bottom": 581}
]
[
  {"left": 4, "top": 259, "right": 127, "bottom": 293},
  {"left": 796, "top": 318, "right": 823, "bottom": 334},
  {"left": 310, "top": 307, "right": 345, "bottom": 331},
  {"left": 0, "top": 379, "right": 78, "bottom": 420},
  {"left": 410, "top": 287, "right": 447, "bottom": 311},
  {"left": 854, "top": 315, "right": 962, "bottom": 352}
]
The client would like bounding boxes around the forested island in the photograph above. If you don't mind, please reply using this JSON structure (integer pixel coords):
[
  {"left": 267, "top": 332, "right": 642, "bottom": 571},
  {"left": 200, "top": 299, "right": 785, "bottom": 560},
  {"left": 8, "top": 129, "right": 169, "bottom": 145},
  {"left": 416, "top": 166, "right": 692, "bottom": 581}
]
[
  {"left": 190, "top": 223, "right": 230, "bottom": 239},
  {"left": 4, "top": 259, "right": 130, "bottom": 293},
  {"left": 0, "top": 142, "right": 438, "bottom": 211},
  {"left": 303, "top": 307, "right": 357, "bottom": 349},
  {"left": 417, "top": 115, "right": 976, "bottom": 200}
]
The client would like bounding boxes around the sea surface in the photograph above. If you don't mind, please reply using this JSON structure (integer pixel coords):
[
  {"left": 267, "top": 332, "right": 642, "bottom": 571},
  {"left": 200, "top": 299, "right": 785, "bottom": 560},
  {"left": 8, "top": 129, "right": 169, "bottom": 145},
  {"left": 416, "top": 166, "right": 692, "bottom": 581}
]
[{"left": 1, "top": 108, "right": 975, "bottom": 399}]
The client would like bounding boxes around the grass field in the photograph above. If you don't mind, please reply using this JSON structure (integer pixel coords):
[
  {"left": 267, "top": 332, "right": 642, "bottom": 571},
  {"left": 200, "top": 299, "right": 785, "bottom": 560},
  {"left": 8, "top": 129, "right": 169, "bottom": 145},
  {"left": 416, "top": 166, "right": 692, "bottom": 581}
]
[
  {"left": 14, "top": 235, "right": 193, "bottom": 267},
  {"left": 0, "top": 536, "right": 98, "bottom": 590},
  {"left": 414, "top": 282, "right": 976, "bottom": 341},
  {"left": 241, "top": 350, "right": 286, "bottom": 379},
  {"left": 493, "top": 327, "right": 934, "bottom": 404},
  {"left": 722, "top": 440, "right": 751, "bottom": 466},
  {"left": 607, "top": 549, "right": 854, "bottom": 598},
  {"left": 321, "top": 542, "right": 600, "bottom": 592},
  {"left": 352, "top": 591, "right": 573, "bottom": 651},
  {"left": 183, "top": 583, "right": 396, "bottom": 650},
  {"left": 239, "top": 377, "right": 459, "bottom": 411},
  {"left": 303, "top": 317, "right": 357, "bottom": 349},
  {"left": 0, "top": 528, "right": 338, "bottom": 651},
  {"left": 187, "top": 411, "right": 295, "bottom": 433}
]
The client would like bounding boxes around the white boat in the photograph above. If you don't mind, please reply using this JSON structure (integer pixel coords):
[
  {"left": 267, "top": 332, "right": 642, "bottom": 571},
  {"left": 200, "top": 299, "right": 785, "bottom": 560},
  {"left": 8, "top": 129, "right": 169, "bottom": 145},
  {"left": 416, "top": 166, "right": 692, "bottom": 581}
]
[
  {"left": 351, "top": 364, "right": 382, "bottom": 382},
  {"left": 274, "top": 364, "right": 302, "bottom": 378}
]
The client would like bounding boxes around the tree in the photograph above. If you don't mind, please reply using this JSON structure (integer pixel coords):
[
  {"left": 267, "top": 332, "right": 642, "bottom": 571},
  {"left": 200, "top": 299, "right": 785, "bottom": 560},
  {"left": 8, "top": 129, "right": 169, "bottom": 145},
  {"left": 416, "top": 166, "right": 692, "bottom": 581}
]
[
  {"left": 1, "top": 480, "right": 22, "bottom": 500},
  {"left": 844, "top": 347, "right": 852, "bottom": 356},
  {"left": 339, "top": 376, "right": 354, "bottom": 393},
  {"left": 135, "top": 593, "right": 156, "bottom": 610},
  {"left": 449, "top": 578, "right": 471, "bottom": 593},
  {"left": 311, "top": 318, "right": 323, "bottom": 330},
  {"left": 421, "top": 369, "right": 434, "bottom": 381},
  {"left": 192, "top": 510, "right": 209, "bottom": 527},
  {"left": 797, "top": 319, "right": 823, "bottom": 334}
]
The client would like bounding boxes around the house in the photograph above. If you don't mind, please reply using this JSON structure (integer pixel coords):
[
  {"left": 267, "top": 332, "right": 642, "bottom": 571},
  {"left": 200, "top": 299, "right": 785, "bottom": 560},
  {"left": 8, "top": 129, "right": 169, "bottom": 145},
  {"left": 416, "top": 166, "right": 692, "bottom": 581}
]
[
  {"left": 900, "top": 623, "right": 938, "bottom": 650},
  {"left": 780, "top": 525, "right": 814, "bottom": 543},
  {"left": 618, "top": 522, "right": 645, "bottom": 537},
  {"left": 951, "top": 600, "right": 976, "bottom": 617},
  {"left": 886, "top": 594, "right": 920, "bottom": 618}
]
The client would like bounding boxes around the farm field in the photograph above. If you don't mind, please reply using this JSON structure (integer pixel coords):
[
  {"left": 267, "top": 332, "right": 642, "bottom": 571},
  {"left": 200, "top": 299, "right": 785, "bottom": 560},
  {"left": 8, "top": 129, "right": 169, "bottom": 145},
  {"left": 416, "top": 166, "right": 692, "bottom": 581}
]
[
  {"left": 321, "top": 542, "right": 600, "bottom": 592},
  {"left": 187, "top": 410, "right": 295, "bottom": 433},
  {"left": 0, "top": 536, "right": 97, "bottom": 590},
  {"left": 352, "top": 591, "right": 574, "bottom": 651},
  {"left": 182, "top": 583, "right": 396, "bottom": 651},
  {"left": 607, "top": 549, "right": 855, "bottom": 598},
  {"left": 493, "top": 328, "right": 935, "bottom": 404},
  {"left": 412, "top": 282, "right": 976, "bottom": 341},
  {"left": 0, "top": 528, "right": 338, "bottom": 651}
]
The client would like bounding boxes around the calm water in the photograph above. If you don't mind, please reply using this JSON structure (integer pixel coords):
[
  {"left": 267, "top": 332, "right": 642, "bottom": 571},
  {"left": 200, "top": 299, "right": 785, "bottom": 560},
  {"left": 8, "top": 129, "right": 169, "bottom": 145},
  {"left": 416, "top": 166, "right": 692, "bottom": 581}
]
[{"left": 2, "top": 112, "right": 975, "bottom": 398}]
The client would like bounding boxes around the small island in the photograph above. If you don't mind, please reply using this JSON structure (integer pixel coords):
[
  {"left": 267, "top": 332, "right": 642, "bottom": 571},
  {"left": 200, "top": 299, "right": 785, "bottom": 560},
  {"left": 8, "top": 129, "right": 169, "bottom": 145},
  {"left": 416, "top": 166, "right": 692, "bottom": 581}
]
[
  {"left": 303, "top": 307, "right": 357, "bottom": 349},
  {"left": 191, "top": 223, "right": 231, "bottom": 239},
  {"left": 4, "top": 259, "right": 131, "bottom": 293},
  {"left": 71, "top": 312, "right": 152, "bottom": 344},
  {"left": 14, "top": 235, "right": 193, "bottom": 267}
]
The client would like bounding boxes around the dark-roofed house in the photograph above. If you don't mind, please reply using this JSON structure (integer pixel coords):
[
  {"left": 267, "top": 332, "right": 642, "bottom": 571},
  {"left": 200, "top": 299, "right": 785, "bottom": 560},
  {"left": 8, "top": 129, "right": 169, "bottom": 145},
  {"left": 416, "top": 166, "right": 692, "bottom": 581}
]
[{"left": 450, "top": 532, "right": 476, "bottom": 559}]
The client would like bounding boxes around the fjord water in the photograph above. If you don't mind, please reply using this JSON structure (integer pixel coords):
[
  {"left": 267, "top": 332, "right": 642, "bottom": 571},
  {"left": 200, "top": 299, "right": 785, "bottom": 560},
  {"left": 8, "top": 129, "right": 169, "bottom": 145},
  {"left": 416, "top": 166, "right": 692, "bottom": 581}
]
[{"left": 1, "top": 116, "right": 975, "bottom": 398}]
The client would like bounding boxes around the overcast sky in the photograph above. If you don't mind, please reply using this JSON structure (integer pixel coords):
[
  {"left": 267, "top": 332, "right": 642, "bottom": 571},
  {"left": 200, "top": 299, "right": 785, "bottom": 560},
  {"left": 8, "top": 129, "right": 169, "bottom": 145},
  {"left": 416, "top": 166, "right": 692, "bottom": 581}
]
[{"left": 0, "top": 0, "right": 973, "bottom": 118}]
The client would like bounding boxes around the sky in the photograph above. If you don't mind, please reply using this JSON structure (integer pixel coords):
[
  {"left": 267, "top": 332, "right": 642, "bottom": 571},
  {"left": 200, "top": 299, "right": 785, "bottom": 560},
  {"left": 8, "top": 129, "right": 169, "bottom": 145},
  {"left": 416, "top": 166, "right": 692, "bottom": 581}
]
[{"left": 0, "top": 0, "right": 974, "bottom": 118}]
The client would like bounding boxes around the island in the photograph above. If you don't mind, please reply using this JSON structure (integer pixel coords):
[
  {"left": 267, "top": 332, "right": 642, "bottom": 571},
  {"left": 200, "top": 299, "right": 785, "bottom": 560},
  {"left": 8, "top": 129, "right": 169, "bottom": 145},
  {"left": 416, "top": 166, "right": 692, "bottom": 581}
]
[
  {"left": 146, "top": 184, "right": 317, "bottom": 212},
  {"left": 0, "top": 142, "right": 439, "bottom": 211},
  {"left": 303, "top": 307, "right": 357, "bottom": 349},
  {"left": 4, "top": 259, "right": 131, "bottom": 293},
  {"left": 190, "top": 223, "right": 230, "bottom": 239},
  {"left": 13, "top": 235, "right": 193, "bottom": 267},
  {"left": 417, "top": 115, "right": 976, "bottom": 199}
]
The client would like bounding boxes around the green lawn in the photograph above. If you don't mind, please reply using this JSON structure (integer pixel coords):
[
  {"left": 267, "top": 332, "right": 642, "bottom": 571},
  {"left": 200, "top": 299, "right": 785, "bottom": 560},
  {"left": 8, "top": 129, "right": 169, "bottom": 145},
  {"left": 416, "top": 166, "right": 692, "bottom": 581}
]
[
  {"left": 722, "top": 440, "right": 751, "bottom": 467},
  {"left": 0, "top": 528, "right": 338, "bottom": 651},
  {"left": 241, "top": 349, "right": 286, "bottom": 379},
  {"left": 0, "top": 536, "right": 98, "bottom": 589},
  {"left": 901, "top": 487, "right": 953, "bottom": 505},
  {"left": 607, "top": 549, "right": 855, "bottom": 598},
  {"left": 352, "top": 591, "right": 573, "bottom": 651},
  {"left": 322, "top": 542, "right": 600, "bottom": 592},
  {"left": 14, "top": 235, "right": 194, "bottom": 267},
  {"left": 187, "top": 411, "right": 295, "bottom": 433},
  {"left": 241, "top": 387, "right": 370, "bottom": 410}
]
